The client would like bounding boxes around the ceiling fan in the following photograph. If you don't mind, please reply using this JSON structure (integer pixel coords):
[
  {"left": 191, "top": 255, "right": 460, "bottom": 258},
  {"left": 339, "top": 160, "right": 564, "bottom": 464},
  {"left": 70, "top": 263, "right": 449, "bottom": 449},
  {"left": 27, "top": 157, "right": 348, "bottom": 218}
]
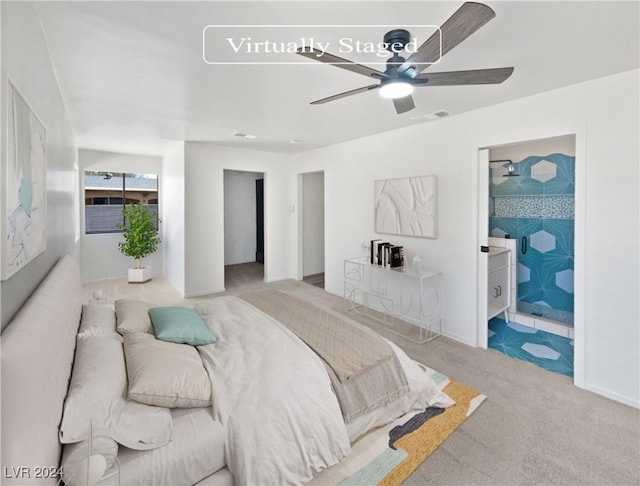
[{"left": 296, "top": 2, "right": 514, "bottom": 115}]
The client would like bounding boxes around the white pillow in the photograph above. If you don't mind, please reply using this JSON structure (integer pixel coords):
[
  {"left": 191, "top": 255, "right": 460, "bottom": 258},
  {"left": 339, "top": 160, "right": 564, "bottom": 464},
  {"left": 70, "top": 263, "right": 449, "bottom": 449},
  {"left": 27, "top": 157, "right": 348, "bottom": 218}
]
[
  {"left": 61, "top": 436, "right": 118, "bottom": 485},
  {"left": 124, "top": 333, "right": 212, "bottom": 408},
  {"left": 115, "top": 299, "right": 154, "bottom": 334},
  {"left": 117, "top": 408, "right": 226, "bottom": 485},
  {"left": 59, "top": 336, "right": 173, "bottom": 450},
  {"left": 78, "top": 304, "right": 121, "bottom": 341}
]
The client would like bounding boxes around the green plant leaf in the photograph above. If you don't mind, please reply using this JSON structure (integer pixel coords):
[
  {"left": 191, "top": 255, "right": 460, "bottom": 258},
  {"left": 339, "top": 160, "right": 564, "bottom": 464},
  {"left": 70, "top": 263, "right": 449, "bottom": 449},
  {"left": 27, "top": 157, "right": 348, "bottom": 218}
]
[{"left": 117, "top": 204, "right": 161, "bottom": 267}]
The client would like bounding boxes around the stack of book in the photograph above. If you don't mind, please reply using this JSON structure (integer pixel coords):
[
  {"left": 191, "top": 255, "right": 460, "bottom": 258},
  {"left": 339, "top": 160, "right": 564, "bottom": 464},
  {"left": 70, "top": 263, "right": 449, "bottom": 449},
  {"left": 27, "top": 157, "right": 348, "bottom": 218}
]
[{"left": 370, "top": 239, "right": 405, "bottom": 268}]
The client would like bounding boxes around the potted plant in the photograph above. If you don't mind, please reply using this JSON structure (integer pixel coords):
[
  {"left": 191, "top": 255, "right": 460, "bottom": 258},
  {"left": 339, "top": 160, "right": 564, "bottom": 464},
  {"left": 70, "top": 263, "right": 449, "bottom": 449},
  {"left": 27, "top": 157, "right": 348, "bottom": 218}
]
[{"left": 117, "top": 204, "right": 160, "bottom": 283}]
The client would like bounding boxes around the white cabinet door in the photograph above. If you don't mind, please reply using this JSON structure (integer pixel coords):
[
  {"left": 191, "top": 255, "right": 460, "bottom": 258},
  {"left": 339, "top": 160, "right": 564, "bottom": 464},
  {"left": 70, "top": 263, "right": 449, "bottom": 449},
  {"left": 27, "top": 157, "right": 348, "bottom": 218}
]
[{"left": 487, "top": 251, "right": 510, "bottom": 320}]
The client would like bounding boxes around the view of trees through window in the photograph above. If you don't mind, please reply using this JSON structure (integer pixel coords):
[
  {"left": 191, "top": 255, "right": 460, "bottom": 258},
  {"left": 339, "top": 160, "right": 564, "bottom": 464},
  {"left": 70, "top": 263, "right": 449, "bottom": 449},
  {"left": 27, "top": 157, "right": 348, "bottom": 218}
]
[{"left": 84, "top": 171, "right": 158, "bottom": 234}]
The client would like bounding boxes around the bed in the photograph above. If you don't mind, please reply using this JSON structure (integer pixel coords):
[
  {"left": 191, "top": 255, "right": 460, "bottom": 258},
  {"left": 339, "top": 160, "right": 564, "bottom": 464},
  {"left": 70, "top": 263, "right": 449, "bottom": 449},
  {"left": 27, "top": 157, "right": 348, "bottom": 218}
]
[{"left": 1, "top": 256, "right": 453, "bottom": 485}]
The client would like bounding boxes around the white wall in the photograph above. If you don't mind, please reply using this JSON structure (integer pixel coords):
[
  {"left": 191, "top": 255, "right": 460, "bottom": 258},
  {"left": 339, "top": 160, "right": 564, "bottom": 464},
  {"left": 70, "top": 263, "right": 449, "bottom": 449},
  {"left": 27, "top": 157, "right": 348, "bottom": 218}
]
[
  {"left": 79, "top": 149, "right": 163, "bottom": 282},
  {"left": 162, "top": 142, "right": 185, "bottom": 294},
  {"left": 224, "top": 170, "right": 263, "bottom": 265},
  {"left": 302, "top": 172, "right": 324, "bottom": 276},
  {"left": 290, "top": 70, "right": 639, "bottom": 408},
  {"left": 184, "top": 143, "right": 290, "bottom": 297},
  {"left": 0, "top": 2, "right": 79, "bottom": 329},
  {"left": 491, "top": 135, "right": 576, "bottom": 160}
]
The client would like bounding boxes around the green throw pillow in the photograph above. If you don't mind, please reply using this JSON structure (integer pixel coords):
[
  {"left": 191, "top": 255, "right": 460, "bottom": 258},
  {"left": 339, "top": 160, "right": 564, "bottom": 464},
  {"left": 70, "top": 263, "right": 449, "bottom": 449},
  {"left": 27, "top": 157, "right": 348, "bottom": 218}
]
[{"left": 149, "top": 307, "right": 216, "bottom": 346}]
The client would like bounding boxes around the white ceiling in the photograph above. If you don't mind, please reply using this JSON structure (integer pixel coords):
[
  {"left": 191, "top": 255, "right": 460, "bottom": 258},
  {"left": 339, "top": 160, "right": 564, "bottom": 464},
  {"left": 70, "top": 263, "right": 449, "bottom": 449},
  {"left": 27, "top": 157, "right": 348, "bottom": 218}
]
[{"left": 35, "top": 1, "right": 639, "bottom": 155}]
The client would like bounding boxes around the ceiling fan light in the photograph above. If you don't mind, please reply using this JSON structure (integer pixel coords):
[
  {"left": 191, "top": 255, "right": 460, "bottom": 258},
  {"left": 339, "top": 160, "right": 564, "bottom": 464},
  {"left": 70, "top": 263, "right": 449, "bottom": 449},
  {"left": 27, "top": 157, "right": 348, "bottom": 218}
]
[{"left": 379, "top": 80, "right": 414, "bottom": 99}]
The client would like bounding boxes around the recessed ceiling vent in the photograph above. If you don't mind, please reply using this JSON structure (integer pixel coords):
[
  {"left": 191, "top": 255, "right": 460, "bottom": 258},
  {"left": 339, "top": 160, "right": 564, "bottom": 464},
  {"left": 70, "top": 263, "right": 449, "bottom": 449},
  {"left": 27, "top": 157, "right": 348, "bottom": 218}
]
[
  {"left": 411, "top": 110, "right": 451, "bottom": 121},
  {"left": 432, "top": 110, "right": 450, "bottom": 118},
  {"left": 232, "top": 131, "right": 256, "bottom": 139}
]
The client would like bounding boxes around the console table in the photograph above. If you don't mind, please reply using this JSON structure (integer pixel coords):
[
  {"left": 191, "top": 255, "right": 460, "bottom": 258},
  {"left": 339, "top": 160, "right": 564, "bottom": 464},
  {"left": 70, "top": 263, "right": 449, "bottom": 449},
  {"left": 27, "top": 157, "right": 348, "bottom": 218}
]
[{"left": 343, "top": 257, "right": 441, "bottom": 344}]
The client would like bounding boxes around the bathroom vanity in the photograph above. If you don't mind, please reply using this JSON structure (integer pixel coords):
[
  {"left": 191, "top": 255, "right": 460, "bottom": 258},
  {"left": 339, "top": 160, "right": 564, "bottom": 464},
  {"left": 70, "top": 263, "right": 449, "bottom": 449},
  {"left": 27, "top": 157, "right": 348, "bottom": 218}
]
[{"left": 488, "top": 247, "right": 511, "bottom": 321}]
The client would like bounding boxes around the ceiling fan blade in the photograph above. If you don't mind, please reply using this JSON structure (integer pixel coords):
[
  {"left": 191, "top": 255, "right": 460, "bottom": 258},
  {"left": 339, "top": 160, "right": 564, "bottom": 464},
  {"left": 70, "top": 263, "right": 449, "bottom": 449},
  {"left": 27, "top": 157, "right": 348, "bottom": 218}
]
[
  {"left": 310, "top": 84, "right": 380, "bottom": 105},
  {"left": 297, "top": 48, "right": 387, "bottom": 79},
  {"left": 399, "top": 2, "right": 496, "bottom": 75},
  {"left": 392, "top": 95, "right": 415, "bottom": 114},
  {"left": 413, "top": 67, "right": 514, "bottom": 86}
]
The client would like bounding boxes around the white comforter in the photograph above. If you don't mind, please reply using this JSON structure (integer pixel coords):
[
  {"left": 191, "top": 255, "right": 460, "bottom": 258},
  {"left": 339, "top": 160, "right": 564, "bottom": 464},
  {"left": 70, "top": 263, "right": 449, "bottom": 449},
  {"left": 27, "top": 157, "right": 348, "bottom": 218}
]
[{"left": 196, "top": 297, "right": 351, "bottom": 486}]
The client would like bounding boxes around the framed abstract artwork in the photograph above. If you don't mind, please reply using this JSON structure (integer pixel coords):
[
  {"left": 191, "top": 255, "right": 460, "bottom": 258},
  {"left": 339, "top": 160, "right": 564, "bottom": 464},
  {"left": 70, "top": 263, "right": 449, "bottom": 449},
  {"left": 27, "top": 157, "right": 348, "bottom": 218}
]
[
  {"left": 374, "top": 175, "right": 437, "bottom": 239},
  {"left": 2, "top": 82, "right": 47, "bottom": 280}
]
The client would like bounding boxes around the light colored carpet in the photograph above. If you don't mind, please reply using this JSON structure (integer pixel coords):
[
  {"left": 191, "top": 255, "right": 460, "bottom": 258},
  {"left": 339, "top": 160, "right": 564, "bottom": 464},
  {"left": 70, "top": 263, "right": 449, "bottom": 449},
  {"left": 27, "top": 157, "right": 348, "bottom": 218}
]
[{"left": 84, "top": 269, "right": 640, "bottom": 485}]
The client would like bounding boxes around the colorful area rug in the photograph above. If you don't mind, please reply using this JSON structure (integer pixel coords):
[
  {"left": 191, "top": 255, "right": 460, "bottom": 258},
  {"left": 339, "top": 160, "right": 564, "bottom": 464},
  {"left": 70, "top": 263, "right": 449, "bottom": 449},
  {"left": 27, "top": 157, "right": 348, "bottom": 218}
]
[{"left": 309, "top": 366, "right": 486, "bottom": 485}]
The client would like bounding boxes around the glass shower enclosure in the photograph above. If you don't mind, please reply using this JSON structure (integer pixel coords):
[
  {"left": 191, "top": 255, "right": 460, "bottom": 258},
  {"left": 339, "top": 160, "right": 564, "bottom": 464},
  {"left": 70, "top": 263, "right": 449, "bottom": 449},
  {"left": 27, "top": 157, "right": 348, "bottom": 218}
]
[{"left": 489, "top": 153, "right": 575, "bottom": 326}]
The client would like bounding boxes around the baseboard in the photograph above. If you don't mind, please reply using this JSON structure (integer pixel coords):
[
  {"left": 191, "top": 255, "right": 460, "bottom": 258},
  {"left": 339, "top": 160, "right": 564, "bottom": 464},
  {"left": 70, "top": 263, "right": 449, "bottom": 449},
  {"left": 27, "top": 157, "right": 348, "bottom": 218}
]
[
  {"left": 264, "top": 275, "right": 293, "bottom": 284},
  {"left": 440, "top": 329, "right": 477, "bottom": 347},
  {"left": 185, "top": 287, "right": 225, "bottom": 298},
  {"left": 324, "top": 286, "right": 342, "bottom": 298},
  {"left": 584, "top": 383, "right": 640, "bottom": 409}
]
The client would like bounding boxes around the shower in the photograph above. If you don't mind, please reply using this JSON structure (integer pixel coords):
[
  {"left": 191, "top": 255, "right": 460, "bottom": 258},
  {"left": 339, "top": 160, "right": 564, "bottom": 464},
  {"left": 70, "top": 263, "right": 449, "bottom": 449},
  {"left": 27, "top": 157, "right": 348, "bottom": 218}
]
[
  {"left": 490, "top": 159, "right": 520, "bottom": 177},
  {"left": 488, "top": 142, "right": 576, "bottom": 327}
]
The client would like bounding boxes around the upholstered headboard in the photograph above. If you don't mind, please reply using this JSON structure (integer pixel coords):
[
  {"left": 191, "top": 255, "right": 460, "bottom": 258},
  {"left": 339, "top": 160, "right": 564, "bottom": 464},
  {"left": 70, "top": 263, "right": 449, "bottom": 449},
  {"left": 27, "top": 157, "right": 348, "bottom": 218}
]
[{"left": 1, "top": 256, "right": 82, "bottom": 484}]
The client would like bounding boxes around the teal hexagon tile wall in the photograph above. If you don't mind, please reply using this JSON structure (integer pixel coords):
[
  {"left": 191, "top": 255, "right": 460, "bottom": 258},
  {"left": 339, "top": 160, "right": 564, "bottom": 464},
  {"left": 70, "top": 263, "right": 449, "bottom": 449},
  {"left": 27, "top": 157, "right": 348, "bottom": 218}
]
[
  {"left": 530, "top": 159, "right": 557, "bottom": 183},
  {"left": 490, "top": 154, "right": 575, "bottom": 197},
  {"left": 489, "top": 152, "right": 575, "bottom": 325},
  {"left": 542, "top": 154, "right": 575, "bottom": 195},
  {"left": 530, "top": 230, "right": 556, "bottom": 253},
  {"left": 489, "top": 216, "right": 518, "bottom": 238}
]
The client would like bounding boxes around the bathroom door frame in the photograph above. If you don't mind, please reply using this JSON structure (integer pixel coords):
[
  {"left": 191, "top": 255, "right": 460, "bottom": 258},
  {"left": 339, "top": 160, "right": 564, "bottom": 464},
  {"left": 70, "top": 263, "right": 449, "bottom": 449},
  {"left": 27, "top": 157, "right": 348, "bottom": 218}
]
[
  {"left": 474, "top": 126, "right": 586, "bottom": 389},
  {"left": 477, "top": 148, "right": 490, "bottom": 350}
]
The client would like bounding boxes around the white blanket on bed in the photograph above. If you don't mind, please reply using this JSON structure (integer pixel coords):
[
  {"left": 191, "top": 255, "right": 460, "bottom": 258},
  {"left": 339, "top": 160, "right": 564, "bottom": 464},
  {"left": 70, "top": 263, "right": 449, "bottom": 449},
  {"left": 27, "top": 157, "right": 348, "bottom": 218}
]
[{"left": 196, "top": 297, "right": 350, "bottom": 486}]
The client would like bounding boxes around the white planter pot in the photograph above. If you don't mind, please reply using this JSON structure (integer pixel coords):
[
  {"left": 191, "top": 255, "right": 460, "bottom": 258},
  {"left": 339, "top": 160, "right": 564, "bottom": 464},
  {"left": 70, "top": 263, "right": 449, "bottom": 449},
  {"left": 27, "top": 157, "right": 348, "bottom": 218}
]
[{"left": 128, "top": 266, "right": 152, "bottom": 283}]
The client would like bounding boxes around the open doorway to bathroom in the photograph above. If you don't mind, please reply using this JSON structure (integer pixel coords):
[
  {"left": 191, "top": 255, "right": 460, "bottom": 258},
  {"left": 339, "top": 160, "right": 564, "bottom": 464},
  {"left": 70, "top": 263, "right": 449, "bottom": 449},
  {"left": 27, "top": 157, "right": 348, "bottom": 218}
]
[
  {"left": 483, "top": 135, "right": 576, "bottom": 377},
  {"left": 298, "top": 171, "right": 325, "bottom": 289},
  {"left": 223, "top": 169, "right": 265, "bottom": 289}
]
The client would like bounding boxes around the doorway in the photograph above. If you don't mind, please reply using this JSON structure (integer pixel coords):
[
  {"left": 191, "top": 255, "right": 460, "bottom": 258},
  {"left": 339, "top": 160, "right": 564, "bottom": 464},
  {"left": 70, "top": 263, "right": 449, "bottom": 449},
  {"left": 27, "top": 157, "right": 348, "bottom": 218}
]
[
  {"left": 477, "top": 130, "right": 586, "bottom": 386},
  {"left": 256, "top": 179, "right": 264, "bottom": 264},
  {"left": 489, "top": 137, "right": 576, "bottom": 328},
  {"left": 223, "top": 169, "right": 265, "bottom": 289},
  {"left": 298, "top": 171, "right": 325, "bottom": 289}
]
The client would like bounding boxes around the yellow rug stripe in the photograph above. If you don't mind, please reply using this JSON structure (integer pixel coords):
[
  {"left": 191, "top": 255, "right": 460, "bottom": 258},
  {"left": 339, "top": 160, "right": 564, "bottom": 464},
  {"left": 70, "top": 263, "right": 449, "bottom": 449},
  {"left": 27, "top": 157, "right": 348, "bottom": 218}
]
[{"left": 380, "top": 380, "right": 484, "bottom": 486}]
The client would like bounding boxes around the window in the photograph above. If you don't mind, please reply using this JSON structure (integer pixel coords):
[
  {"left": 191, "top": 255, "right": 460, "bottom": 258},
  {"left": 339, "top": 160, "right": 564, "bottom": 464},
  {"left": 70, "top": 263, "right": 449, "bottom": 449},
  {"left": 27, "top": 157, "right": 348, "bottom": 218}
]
[{"left": 84, "top": 171, "right": 159, "bottom": 234}]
